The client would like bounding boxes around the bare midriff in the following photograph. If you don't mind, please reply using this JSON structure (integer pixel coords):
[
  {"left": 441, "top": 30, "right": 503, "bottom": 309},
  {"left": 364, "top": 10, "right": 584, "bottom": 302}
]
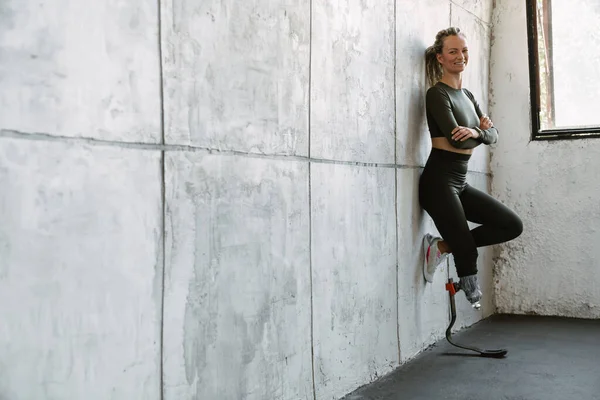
[{"left": 431, "top": 137, "right": 474, "bottom": 155}]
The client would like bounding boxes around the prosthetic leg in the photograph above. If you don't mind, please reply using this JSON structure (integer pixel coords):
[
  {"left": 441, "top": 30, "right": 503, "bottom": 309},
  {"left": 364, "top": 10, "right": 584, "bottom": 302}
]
[{"left": 445, "top": 278, "right": 508, "bottom": 358}]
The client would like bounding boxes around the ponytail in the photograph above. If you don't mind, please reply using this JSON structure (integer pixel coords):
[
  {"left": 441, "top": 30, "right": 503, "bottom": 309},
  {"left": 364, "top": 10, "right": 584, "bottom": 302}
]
[{"left": 425, "top": 45, "right": 443, "bottom": 87}]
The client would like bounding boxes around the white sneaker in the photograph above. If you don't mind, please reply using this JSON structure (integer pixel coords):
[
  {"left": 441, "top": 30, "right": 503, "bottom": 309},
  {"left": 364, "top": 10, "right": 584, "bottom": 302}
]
[{"left": 422, "top": 233, "right": 448, "bottom": 283}]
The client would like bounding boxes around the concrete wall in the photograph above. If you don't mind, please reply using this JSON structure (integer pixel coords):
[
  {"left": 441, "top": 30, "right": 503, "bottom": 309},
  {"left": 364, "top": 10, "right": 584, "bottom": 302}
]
[
  {"left": 0, "top": 0, "right": 495, "bottom": 399},
  {"left": 490, "top": 2, "right": 600, "bottom": 318}
]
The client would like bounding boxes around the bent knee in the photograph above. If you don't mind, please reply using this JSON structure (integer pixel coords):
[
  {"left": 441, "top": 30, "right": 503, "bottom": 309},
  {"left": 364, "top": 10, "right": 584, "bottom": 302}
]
[{"left": 508, "top": 214, "right": 523, "bottom": 239}]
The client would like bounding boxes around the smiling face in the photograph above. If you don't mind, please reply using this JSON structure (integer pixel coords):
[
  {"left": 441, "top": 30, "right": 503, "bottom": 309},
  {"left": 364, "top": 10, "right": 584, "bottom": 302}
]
[{"left": 436, "top": 34, "right": 469, "bottom": 75}]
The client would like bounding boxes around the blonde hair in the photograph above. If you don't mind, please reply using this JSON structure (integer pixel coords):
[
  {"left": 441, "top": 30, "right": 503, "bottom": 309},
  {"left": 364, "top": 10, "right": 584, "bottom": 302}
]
[{"left": 425, "top": 27, "right": 465, "bottom": 87}]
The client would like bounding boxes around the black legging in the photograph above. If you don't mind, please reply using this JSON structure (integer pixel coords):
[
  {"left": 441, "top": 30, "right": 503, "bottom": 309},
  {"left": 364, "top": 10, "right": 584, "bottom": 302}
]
[{"left": 419, "top": 148, "right": 523, "bottom": 277}]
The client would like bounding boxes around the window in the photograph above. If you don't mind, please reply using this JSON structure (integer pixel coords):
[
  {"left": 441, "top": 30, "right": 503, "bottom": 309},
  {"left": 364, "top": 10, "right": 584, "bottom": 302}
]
[{"left": 526, "top": 0, "right": 600, "bottom": 140}]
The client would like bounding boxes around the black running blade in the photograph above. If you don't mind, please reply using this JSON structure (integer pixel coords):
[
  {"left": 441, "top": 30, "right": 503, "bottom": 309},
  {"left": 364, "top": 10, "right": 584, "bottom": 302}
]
[
  {"left": 445, "top": 277, "right": 508, "bottom": 359},
  {"left": 480, "top": 349, "right": 508, "bottom": 358},
  {"left": 446, "top": 334, "right": 508, "bottom": 358}
]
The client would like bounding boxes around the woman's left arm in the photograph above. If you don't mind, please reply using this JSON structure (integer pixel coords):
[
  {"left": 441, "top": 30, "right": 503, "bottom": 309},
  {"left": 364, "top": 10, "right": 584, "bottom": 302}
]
[{"left": 465, "top": 90, "right": 499, "bottom": 145}]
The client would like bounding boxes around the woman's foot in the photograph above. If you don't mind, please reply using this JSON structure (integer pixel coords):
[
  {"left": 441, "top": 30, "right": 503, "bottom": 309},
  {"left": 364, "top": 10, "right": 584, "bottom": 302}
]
[
  {"left": 423, "top": 234, "right": 448, "bottom": 282},
  {"left": 459, "top": 274, "right": 482, "bottom": 308}
]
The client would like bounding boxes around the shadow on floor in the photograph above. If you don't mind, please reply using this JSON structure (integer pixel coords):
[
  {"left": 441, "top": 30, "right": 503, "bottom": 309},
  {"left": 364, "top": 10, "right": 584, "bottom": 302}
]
[{"left": 342, "top": 314, "right": 600, "bottom": 400}]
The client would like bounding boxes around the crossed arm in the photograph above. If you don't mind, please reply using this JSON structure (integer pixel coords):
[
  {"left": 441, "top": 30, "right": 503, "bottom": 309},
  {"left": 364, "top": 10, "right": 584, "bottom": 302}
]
[
  {"left": 452, "top": 115, "right": 495, "bottom": 143},
  {"left": 426, "top": 87, "right": 499, "bottom": 149}
]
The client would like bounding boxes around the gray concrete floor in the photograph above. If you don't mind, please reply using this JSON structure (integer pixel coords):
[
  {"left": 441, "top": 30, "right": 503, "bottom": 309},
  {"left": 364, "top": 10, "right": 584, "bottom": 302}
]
[{"left": 343, "top": 315, "right": 600, "bottom": 400}]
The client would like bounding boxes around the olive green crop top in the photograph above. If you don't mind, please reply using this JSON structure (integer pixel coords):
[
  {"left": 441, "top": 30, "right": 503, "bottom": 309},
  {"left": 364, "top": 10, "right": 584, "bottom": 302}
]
[{"left": 426, "top": 82, "right": 498, "bottom": 149}]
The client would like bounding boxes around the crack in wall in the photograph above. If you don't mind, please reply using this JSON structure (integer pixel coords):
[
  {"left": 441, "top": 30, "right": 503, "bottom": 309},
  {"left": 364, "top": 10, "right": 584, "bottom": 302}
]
[
  {"left": 157, "top": 0, "right": 166, "bottom": 397},
  {"left": 0, "top": 129, "right": 492, "bottom": 176},
  {"left": 450, "top": 0, "right": 493, "bottom": 26},
  {"left": 308, "top": 0, "right": 317, "bottom": 398}
]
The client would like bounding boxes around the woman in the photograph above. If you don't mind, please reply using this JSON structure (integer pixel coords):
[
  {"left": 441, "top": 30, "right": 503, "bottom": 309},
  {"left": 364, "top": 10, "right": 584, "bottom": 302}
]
[{"left": 419, "top": 27, "right": 523, "bottom": 307}]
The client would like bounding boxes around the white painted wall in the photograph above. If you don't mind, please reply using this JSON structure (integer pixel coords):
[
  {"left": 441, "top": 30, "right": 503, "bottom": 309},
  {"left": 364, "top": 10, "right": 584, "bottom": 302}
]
[
  {"left": 0, "top": 0, "right": 496, "bottom": 399},
  {"left": 490, "top": 2, "right": 600, "bottom": 318}
]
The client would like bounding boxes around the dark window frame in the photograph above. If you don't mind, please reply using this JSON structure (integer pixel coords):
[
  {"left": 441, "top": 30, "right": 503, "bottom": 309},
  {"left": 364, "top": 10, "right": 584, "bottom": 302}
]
[{"left": 526, "top": 0, "right": 600, "bottom": 141}]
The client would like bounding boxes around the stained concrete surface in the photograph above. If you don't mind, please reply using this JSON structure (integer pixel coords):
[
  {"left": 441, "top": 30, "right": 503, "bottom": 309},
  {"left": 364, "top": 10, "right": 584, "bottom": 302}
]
[
  {"left": 163, "top": 153, "right": 312, "bottom": 400},
  {"left": 311, "top": 164, "right": 398, "bottom": 400},
  {"left": 310, "top": 0, "right": 395, "bottom": 164},
  {"left": 0, "top": 139, "right": 162, "bottom": 400},
  {"left": 451, "top": 0, "right": 493, "bottom": 24},
  {"left": 0, "top": 0, "right": 161, "bottom": 142},
  {"left": 343, "top": 315, "right": 600, "bottom": 400},
  {"left": 162, "top": 0, "right": 310, "bottom": 155}
]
